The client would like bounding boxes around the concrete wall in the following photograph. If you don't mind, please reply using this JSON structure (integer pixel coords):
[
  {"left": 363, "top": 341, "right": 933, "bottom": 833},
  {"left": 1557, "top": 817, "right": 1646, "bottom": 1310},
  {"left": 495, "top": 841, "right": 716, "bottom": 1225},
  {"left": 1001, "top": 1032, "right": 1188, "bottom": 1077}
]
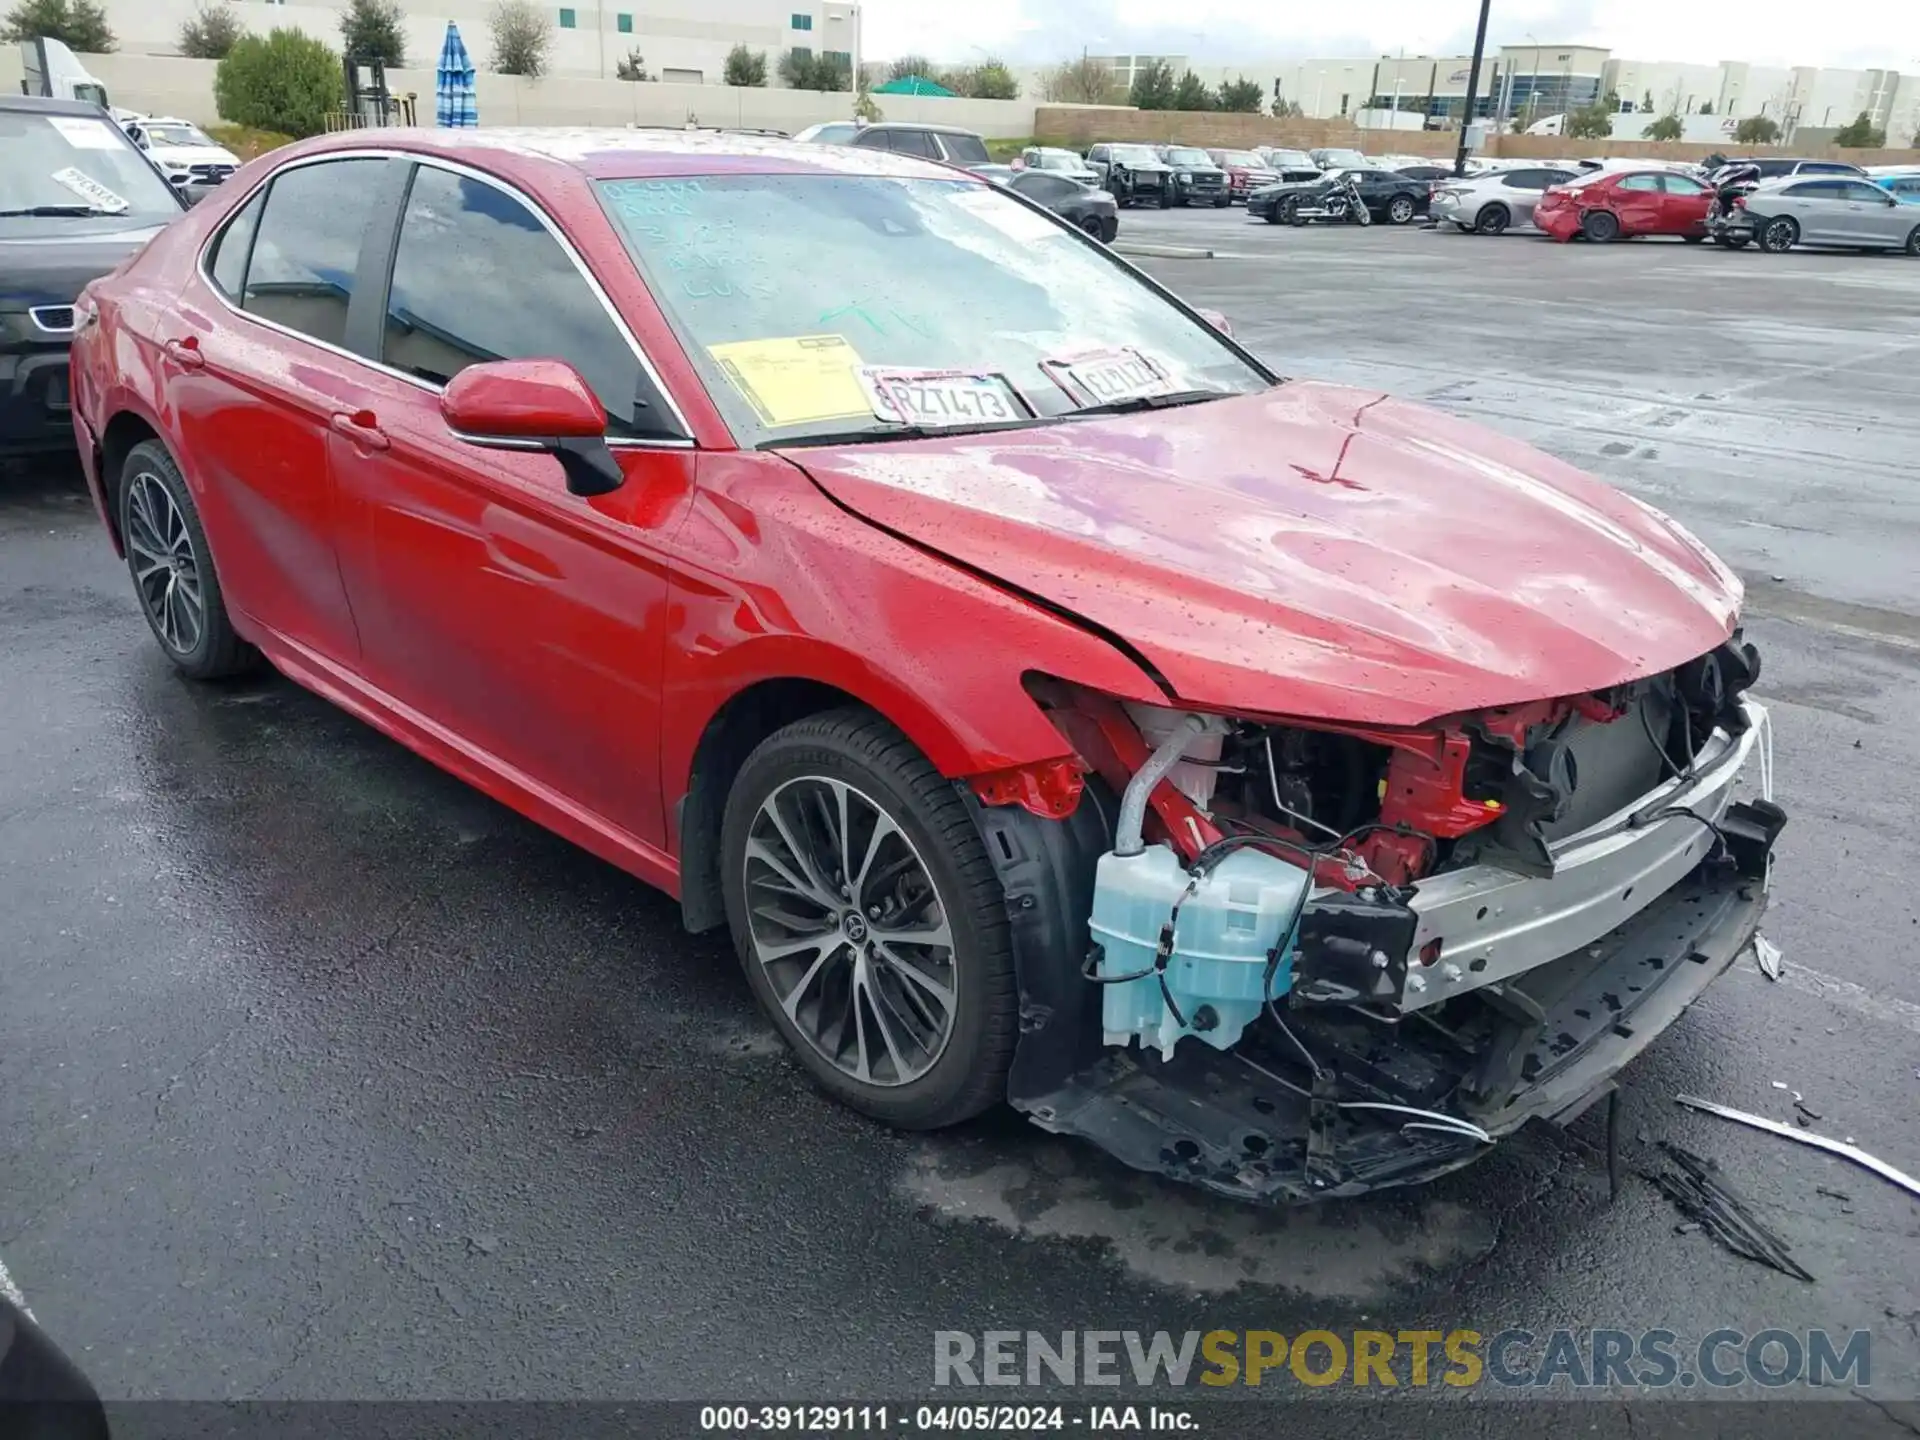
[{"left": 1, "top": 50, "right": 1037, "bottom": 136}]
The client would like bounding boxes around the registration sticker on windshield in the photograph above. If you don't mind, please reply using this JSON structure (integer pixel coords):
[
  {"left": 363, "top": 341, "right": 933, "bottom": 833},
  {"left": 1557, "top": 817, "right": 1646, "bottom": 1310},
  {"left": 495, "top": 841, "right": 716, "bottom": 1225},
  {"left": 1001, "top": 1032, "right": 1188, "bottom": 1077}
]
[
  {"left": 46, "top": 116, "right": 124, "bottom": 151},
  {"left": 49, "top": 167, "right": 129, "bottom": 214},
  {"left": 707, "top": 334, "right": 871, "bottom": 428},
  {"left": 1041, "top": 347, "right": 1177, "bottom": 407},
  {"left": 858, "top": 368, "right": 1030, "bottom": 428}
]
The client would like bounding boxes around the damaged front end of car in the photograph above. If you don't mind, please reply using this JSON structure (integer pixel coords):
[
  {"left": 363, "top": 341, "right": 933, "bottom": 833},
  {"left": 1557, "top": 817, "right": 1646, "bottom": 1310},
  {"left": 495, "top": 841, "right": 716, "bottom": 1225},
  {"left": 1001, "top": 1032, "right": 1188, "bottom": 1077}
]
[{"left": 964, "top": 635, "right": 1786, "bottom": 1202}]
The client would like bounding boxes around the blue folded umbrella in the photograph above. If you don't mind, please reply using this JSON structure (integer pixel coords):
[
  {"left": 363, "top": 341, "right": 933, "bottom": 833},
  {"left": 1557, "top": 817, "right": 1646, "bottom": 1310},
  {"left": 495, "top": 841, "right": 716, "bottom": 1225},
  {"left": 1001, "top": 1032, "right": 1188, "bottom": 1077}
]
[{"left": 436, "top": 22, "right": 477, "bottom": 128}]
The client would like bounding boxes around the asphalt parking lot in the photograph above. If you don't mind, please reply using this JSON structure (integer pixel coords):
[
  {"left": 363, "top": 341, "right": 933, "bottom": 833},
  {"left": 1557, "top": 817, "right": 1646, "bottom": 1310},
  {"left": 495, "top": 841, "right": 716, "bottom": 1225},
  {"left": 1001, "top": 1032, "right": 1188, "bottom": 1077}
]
[{"left": 5, "top": 204, "right": 1920, "bottom": 1429}]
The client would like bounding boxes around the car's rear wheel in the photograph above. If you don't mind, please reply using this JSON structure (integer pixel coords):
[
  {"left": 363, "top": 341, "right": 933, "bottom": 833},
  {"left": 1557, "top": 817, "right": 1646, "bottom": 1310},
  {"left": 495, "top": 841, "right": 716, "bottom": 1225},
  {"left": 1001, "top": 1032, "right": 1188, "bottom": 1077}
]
[
  {"left": 1759, "top": 216, "right": 1799, "bottom": 253},
  {"left": 118, "top": 440, "right": 257, "bottom": 680},
  {"left": 1906, "top": 224, "right": 1920, "bottom": 257},
  {"left": 1387, "top": 195, "right": 1416, "bottom": 225},
  {"left": 1683, "top": 233, "right": 1706, "bottom": 244},
  {"left": 720, "top": 710, "right": 1015, "bottom": 1130},
  {"left": 1475, "top": 203, "right": 1510, "bottom": 235},
  {"left": 1582, "top": 209, "right": 1620, "bottom": 243}
]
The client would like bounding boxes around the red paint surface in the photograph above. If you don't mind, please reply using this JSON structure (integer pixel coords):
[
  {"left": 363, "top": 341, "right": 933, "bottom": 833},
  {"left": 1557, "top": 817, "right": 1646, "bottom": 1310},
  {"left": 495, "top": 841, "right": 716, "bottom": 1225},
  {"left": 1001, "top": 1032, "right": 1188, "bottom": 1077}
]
[{"left": 1535, "top": 172, "right": 1714, "bottom": 242}]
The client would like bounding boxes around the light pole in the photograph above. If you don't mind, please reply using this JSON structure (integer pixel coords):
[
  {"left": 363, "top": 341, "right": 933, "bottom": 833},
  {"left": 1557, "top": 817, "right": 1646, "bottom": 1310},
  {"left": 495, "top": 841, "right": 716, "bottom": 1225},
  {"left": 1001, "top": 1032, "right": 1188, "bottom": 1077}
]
[{"left": 1454, "top": 0, "right": 1491, "bottom": 175}]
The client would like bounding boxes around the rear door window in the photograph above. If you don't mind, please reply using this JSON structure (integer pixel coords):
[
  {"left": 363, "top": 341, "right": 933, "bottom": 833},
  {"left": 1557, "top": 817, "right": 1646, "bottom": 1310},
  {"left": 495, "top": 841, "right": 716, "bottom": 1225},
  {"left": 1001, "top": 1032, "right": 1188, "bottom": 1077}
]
[
  {"left": 1503, "top": 169, "right": 1547, "bottom": 190},
  {"left": 1617, "top": 173, "right": 1662, "bottom": 192},
  {"left": 888, "top": 130, "right": 940, "bottom": 159},
  {"left": 1784, "top": 180, "right": 1844, "bottom": 198},
  {"left": 240, "top": 157, "right": 389, "bottom": 349},
  {"left": 939, "top": 133, "right": 989, "bottom": 165},
  {"left": 1838, "top": 180, "right": 1893, "bottom": 202},
  {"left": 1660, "top": 175, "right": 1707, "bottom": 195},
  {"left": 1012, "top": 172, "right": 1076, "bottom": 203}
]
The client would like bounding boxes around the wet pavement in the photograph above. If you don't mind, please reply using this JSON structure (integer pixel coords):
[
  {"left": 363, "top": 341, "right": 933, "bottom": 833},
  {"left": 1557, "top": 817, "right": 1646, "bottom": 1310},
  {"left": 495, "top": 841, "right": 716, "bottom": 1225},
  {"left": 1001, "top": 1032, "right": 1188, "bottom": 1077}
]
[{"left": 4, "top": 218, "right": 1920, "bottom": 1426}]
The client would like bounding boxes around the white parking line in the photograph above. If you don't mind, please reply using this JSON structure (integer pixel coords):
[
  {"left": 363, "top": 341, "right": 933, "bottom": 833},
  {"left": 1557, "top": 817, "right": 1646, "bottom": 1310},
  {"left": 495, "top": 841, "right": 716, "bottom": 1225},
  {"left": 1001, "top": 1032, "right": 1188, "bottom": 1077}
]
[
  {"left": 0, "top": 1252, "right": 31, "bottom": 1319},
  {"left": 1738, "top": 957, "right": 1920, "bottom": 1037}
]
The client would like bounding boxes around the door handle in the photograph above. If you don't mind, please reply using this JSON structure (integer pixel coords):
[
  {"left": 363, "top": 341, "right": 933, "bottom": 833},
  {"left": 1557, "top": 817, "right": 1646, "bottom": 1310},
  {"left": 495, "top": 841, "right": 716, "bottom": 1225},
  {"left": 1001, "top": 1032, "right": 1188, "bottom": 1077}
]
[
  {"left": 162, "top": 336, "right": 205, "bottom": 370},
  {"left": 329, "top": 410, "right": 390, "bottom": 452}
]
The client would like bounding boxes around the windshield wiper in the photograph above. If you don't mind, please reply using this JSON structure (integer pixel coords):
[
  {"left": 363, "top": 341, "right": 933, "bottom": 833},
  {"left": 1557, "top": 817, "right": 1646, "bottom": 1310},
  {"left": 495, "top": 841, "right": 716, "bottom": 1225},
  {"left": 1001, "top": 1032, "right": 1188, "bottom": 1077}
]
[
  {"left": 1070, "top": 388, "right": 1233, "bottom": 418},
  {"left": 0, "top": 205, "right": 124, "bottom": 218},
  {"left": 763, "top": 417, "right": 1043, "bottom": 449}
]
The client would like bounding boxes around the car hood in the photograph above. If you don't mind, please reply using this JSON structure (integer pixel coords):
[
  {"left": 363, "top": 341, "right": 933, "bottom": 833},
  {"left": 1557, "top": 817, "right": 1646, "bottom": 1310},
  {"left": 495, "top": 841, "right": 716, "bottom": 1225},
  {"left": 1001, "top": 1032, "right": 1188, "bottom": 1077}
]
[
  {"left": 148, "top": 144, "right": 239, "bottom": 167},
  {"left": 1110, "top": 159, "right": 1171, "bottom": 173},
  {"left": 0, "top": 227, "right": 167, "bottom": 308},
  {"left": 783, "top": 382, "right": 1740, "bottom": 726}
]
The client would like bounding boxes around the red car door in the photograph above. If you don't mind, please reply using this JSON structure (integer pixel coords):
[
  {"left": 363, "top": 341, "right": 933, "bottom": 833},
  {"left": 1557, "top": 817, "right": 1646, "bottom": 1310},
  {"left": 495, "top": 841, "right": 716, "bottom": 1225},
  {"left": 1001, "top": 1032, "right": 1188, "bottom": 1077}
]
[
  {"left": 168, "top": 156, "right": 396, "bottom": 666},
  {"left": 1609, "top": 173, "right": 1667, "bottom": 235},
  {"left": 324, "top": 160, "right": 696, "bottom": 851},
  {"left": 1658, "top": 173, "right": 1713, "bottom": 235}
]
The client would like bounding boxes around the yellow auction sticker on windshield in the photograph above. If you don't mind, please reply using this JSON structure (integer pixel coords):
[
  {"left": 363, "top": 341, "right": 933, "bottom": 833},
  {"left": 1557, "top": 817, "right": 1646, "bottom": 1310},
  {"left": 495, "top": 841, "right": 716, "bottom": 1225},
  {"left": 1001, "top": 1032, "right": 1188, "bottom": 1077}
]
[{"left": 707, "top": 334, "right": 871, "bottom": 428}]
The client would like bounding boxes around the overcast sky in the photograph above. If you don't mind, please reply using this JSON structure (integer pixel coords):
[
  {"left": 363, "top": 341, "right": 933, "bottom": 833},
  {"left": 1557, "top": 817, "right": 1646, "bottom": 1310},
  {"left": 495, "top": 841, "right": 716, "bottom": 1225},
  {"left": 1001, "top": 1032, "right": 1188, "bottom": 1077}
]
[{"left": 859, "top": 0, "right": 1919, "bottom": 73}]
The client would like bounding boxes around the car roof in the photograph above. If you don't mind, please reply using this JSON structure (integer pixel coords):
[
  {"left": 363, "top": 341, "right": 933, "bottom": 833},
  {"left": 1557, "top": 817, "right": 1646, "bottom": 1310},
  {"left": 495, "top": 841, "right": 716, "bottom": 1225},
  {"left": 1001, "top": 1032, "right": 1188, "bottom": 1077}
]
[
  {"left": 0, "top": 94, "right": 117, "bottom": 118},
  {"left": 275, "top": 125, "right": 974, "bottom": 183},
  {"left": 860, "top": 121, "right": 981, "bottom": 136}
]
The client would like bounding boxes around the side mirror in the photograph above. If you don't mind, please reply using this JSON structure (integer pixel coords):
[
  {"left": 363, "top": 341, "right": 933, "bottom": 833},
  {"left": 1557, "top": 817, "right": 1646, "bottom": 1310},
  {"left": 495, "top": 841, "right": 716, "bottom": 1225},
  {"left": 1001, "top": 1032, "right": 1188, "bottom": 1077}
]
[{"left": 441, "top": 359, "right": 624, "bottom": 497}]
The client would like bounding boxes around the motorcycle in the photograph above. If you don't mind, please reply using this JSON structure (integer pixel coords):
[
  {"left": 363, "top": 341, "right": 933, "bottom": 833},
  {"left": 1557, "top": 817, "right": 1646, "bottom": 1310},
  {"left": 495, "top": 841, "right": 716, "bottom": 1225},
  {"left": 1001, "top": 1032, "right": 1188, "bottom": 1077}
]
[
  {"left": 1705, "top": 163, "right": 1761, "bottom": 249},
  {"left": 1288, "top": 175, "right": 1372, "bottom": 227}
]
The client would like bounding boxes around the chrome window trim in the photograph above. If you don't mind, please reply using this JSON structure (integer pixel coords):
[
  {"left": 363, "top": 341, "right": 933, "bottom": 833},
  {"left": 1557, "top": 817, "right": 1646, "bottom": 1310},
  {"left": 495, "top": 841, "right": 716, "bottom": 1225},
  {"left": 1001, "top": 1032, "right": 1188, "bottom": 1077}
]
[{"left": 193, "top": 147, "right": 696, "bottom": 451}]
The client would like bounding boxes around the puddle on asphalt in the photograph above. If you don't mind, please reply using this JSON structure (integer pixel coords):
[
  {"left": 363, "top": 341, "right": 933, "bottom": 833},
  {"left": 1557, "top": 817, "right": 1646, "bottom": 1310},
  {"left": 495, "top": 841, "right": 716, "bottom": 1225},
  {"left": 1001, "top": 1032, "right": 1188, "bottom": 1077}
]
[{"left": 901, "top": 1137, "right": 1498, "bottom": 1298}]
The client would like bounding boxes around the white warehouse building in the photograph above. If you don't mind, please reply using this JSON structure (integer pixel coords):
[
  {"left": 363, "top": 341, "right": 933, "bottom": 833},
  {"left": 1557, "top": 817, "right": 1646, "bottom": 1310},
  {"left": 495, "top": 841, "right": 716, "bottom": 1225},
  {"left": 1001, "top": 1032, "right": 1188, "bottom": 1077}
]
[{"left": 95, "top": 0, "right": 861, "bottom": 83}]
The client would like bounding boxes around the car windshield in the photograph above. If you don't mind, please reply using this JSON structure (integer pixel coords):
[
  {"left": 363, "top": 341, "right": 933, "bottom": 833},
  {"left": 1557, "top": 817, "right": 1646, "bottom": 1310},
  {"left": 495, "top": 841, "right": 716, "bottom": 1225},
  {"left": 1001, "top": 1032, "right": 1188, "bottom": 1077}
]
[
  {"left": 1109, "top": 145, "right": 1161, "bottom": 163},
  {"left": 1320, "top": 150, "right": 1364, "bottom": 166},
  {"left": 1220, "top": 151, "right": 1263, "bottom": 167},
  {"left": 1162, "top": 148, "right": 1212, "bottom": 165},
  {"left": 0, "top": 110, "right": 180, "bottom": 232},
  {"left": 598, "top": 174, "right": 1269, "bottom": 446},
  {"left": 1035, "top": 150, "right": 1082, "bottom": 168},
  {"left": 796, "top": 122, "right": 859, "bottom": 144},
  {"left": 1267, "top": 150, "right": 1312, "bottom": 166},
  {"left": 142, "top": 123, "right": 214, "bottom": 147}
]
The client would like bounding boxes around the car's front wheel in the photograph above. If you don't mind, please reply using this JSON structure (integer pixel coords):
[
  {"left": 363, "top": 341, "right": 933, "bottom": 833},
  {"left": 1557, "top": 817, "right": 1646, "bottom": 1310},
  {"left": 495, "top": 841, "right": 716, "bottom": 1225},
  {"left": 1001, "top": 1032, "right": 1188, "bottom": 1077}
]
[
  {"left": 1387, "top": 194, "right": 1416, "bottom": 225},
  {"left": 1759, "top": 216, "right": 1799, "bottom": 253},
  {"left": 1905, "top": 223, "right": 1920, "bottom": 257},
  {"left": 1475, "top": 204, "right": 1510, "bottom": 235},
  {"left": 720, "top": 710, "right": 1016, "bottom": 1130},
  {"left": 118, "top": 439, "right": 258, "bottom": 680}
]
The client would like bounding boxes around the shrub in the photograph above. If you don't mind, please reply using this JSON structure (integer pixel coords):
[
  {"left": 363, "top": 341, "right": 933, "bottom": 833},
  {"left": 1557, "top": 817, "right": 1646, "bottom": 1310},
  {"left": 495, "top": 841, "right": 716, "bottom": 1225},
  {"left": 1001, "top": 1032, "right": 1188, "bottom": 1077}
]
[
  {"left": 178, "top": 0, "right": 242, "bottom": 59},
  {"left": 1217, "top": 77, "right": 1264, "bottom": 113},
  {"left": 489, "top": 0, "right": 550, "bottom": 78},
  {"left": 1128, "top": 58, "right": 1175, "bottom": 110},
  {"left": 1832, "top": 110, "right": 1886, "bottom": 148},
  {"left": 1, "top": 0, "right": 114, "bottom": 51},
  {"left": 1734, "top": 115, "right": 1780, "bottom": 145},
  {"left": 338, "top": 0, "right": 404, "bottom": 65},
  {"left": 1642, "top": 114, "right": 1683, "bottom": 141},
  {"left": 723, "top": 43, "right": 765, "bottom": 87},
  {"left": 214, "top": 29, "right": 343, "bottom": 139}
]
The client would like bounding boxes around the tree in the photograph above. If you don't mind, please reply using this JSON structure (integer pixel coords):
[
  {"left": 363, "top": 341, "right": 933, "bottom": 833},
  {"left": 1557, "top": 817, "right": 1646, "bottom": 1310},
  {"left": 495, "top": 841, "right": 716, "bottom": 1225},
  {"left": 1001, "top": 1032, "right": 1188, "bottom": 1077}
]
[
  {"left": 1734, "top": 114, "right": 1780, "bottom": 145},
  {"left": 1216, "top": 76, "right": 1263, "bottom": 113},
  {"left": 214, "top": 28, "right": 342, "bottom": 138},
  {"left": 1563, "top": 102, "right": 1614, "bottom": 140},
  {"left": 1833, "top": 110, "right": 1886, "bottom": 148},
  {"left": 1128, "top": 57, "right": 1175, "bottom": 111},
  {"left": 1041, "top": 55, "right": 1119, "bottom": 105},
  {"left": 614, "top": 46, "right": 650, "bottom": 80},
  {"left": 1698, "top": 100, "right": 1714, "bottom": 115},
  {"left": 178, "top": 1, "right": 242, "bottom": 59},
  {"left": 723, "top": 44, "right": 765, "bottom": 87},
  {"left": 1271, "top": 94, "right": 1304, "bottom": 118},
  {"left": 1169, "top": 69, "right": 1212, "bottom": 112},
  {"left": 963, "top": 58, "right": 1018, "bottom": 100},
  {"left": 886, "top": 54, "right": 935, "bottom": 82},
  {"left": 1, "top": 0, "right": 114, "bottom": 51},
  {"left": 1642, "top": 113, "right": 1683, "bottom": 141},
  {"left": 488, "top": 0, "right": 550, "bottom": 77},
  {"left": 780, "top": 49, "right": 847, "bottom": 92},
  {"left": 337, "top": 0, "right": 403, "bottom": 64}
]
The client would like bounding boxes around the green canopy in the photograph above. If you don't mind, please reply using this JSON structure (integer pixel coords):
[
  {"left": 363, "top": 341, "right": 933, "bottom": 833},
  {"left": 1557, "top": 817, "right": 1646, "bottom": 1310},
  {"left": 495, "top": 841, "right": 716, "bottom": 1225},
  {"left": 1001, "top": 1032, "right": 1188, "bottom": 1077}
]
[{"left": 873, "top": 75, "right": 956, "bottom": 97}]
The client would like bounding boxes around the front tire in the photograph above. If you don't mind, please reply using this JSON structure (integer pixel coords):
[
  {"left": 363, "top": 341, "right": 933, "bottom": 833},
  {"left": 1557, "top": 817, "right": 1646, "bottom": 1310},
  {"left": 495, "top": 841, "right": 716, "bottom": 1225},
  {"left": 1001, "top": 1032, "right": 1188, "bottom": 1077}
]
[
  {"left": 118, "top": 439, "right": 257, "bottom": 680},
  {"left": 1759, "top": 216, "right": 1799, "bottom": 253},
  {"left": 1476, "top": 203, "right": 1510, "bottom": 235},
  {"left": 720, "top": 710, "right": 1016, "bottom": 1130},
  {"left": 1905, "top": 224, "right": 1920, "bottom": 257},
  {"left": 1582, "top": 209, "right": 1620, "bottom": 243},
  {"left": 1387, "top": 195, "right": 1416, "bottom": 225}
]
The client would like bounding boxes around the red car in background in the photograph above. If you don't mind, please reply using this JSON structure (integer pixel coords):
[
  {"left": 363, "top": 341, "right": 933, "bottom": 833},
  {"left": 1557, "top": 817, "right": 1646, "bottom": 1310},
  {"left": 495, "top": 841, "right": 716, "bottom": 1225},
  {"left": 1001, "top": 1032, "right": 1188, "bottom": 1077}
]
[
  {"left": 1206, "top": 148, "right": 1278, "bottom": 202},
  {"left": 68, "top": 129, "right": 1783, "bottom": 1204},
  {"left": 1534, "top": 167, "right": 1715, "bottom": 243}
]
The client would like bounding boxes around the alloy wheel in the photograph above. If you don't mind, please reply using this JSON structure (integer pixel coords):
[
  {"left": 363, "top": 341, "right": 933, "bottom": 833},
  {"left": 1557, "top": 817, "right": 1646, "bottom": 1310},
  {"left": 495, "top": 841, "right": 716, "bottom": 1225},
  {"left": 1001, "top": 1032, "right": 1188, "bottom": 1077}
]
[
  {"left": 125, "top": 471, "right": 205, "bottom": 656},
  {"left": 742, "top": 776, "right": 956, "bottom": 1087}
]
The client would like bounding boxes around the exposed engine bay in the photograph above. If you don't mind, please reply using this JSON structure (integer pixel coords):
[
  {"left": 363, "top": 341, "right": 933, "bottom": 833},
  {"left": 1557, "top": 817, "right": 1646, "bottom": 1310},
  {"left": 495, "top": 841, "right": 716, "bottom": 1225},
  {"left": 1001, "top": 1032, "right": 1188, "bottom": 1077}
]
[{"left": 966, "top": 634, "right": 1786, "bottom": 1201}]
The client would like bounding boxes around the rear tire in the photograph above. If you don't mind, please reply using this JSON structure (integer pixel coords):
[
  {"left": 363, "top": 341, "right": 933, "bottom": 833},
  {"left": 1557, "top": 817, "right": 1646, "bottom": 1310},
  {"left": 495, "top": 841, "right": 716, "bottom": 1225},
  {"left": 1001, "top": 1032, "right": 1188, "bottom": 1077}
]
[
  {"left": 720, "top": 710, "right": 1015, "bottom": 1131},
  {"left": 1582, "top": 209, "right": 1620, "bottom": 243},
  {"left": 1906, "top": 224, "right": 1920, "bottom": 257},
  {"left": 117, "top": 439, "right": 258, "bottom": 680},
  {"left": 1475, "top": 203, "right": 1510, "bottom": 235},
  {"left": 1683, "top": 233, "right": 1706, "bottom": 244},
  {"left": 1387, "top": 194, "right": 1416, "bottom": 225},
  {"left": 1758, "top": 216, "right": 1799, "bottom": 253},
  {"left": 1080, "top": 214, "right": 1104, "bottom": 239}
]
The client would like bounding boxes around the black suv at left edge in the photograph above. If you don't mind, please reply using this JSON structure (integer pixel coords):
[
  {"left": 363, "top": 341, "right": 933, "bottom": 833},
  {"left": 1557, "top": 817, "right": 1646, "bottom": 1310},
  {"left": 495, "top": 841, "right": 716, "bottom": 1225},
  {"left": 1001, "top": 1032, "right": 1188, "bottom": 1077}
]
[{"left": 2, "top": 95, "right": 184, "bottom": 459}]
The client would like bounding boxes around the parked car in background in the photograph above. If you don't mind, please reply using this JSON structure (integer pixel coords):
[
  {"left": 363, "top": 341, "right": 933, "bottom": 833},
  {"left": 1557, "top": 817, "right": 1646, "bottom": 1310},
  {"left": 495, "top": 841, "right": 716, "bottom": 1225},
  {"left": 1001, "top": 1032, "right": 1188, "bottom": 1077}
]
[
  {"left": 1018, "top": 146, "right": 1100, "bottom": 185},
  {"left": 1154, "top": 146, "right": 1231, "bottom": 207},
  {"left": 793, "top": 120, "right": 861, "bottom": 145},
  {"left": 1707, "top": 157, "right": 1866, "bottom": 183},
  {"left": 1718, "top": 175, "right": 1920, "bottom": 254},
  {"left": 1085, "top": 142, "right": 1175, "bottom": 207},
  {"left": 121, "top": 115, "right": 239, "bottom": 198},
  {"left": 1431, "top": 165, "right": 1582, "bottom": 234},
  {"left": 69, "top": 125, "right": 1782, "bottom": 1206},
  {"left": 1, "top": 94, "right": 184, "bottom": 458},
  {"left": 1249, "top": 167, "right": 1430, "bottom": 225},
  {"left": 848, "top": 123, "right": 992, "bottom": 170},
  {"left": 1534, "top": 168, "right": 1714, "bottom": 243},
  {"left": 1865, "top": 167, "right": 1920, "bottom": 203},
  {"left": 1258, "top": 146, "right": 1315, "bottom": 170},
  {"left": 1310, "top": 147, "right": 1367, "bottom": 170},
  {"left": 1206, "top": 149, "right": 1278, "bottom": 202},
  {"left": 974, "top": 164, "right": 1119, "bottom": 241}
]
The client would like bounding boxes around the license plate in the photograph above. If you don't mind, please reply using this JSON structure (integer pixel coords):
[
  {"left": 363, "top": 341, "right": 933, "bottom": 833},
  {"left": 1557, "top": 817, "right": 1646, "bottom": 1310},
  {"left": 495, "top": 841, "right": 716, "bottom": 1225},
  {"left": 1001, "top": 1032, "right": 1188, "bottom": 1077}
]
[
  {"left": 1042, "top": 348, "right": 1176, "bottom": 407},
  {"left": 859, "top": 369, "right": 1027, "bottom": 428}
]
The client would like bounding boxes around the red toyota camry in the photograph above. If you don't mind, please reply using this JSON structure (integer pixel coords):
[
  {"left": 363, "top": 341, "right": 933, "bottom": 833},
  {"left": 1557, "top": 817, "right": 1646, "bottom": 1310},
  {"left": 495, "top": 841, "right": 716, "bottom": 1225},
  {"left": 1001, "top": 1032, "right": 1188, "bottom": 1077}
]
[
  {"left": 70, "top": 129, "right": 1783, "bottom": 1203},
  {"left": 1534, "top": 167, "right": 1716, "bottom": 243}
]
